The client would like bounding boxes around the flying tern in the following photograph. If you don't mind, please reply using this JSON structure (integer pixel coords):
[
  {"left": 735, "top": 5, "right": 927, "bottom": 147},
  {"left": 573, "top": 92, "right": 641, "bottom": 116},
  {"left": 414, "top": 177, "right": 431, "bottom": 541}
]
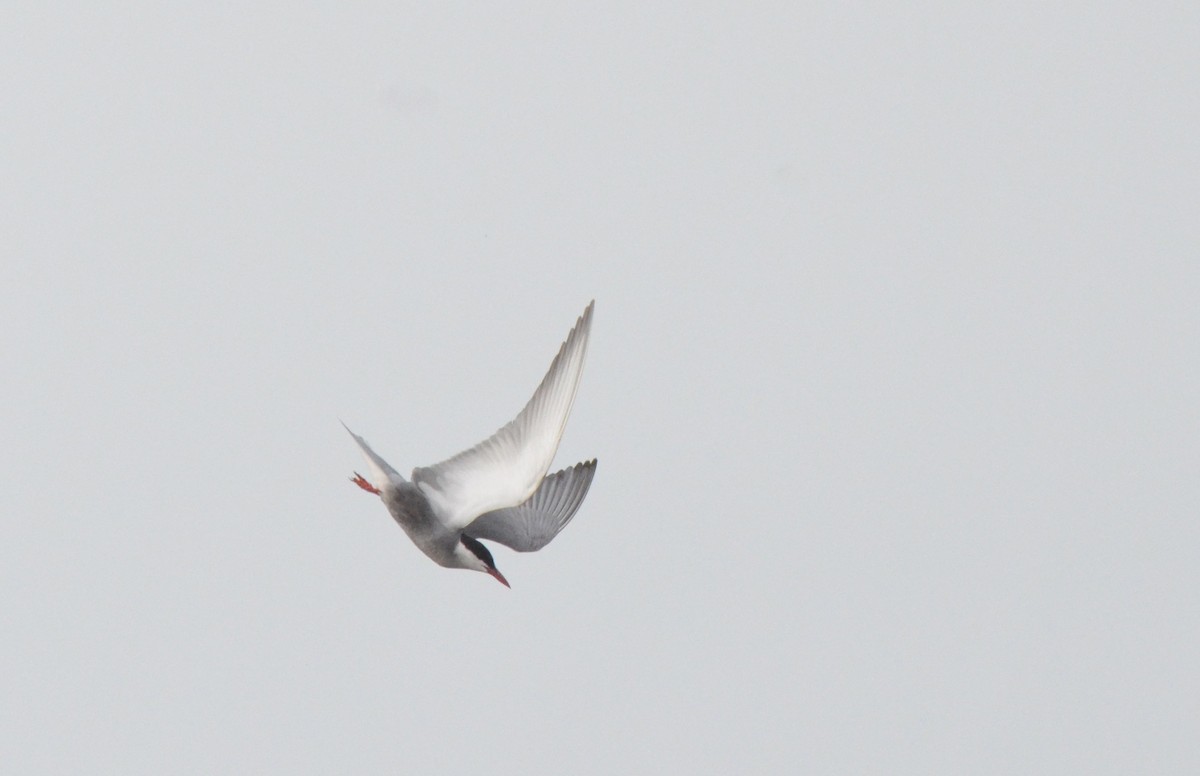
[{"left": 343, "top": 301, "right": 597, "bottom": 587}]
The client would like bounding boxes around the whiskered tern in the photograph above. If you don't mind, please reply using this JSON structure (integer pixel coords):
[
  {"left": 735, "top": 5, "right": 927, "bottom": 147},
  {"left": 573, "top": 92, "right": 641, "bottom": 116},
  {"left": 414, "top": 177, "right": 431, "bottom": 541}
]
[{"left": 343, "top": 301, "right": 597, "bottom": 587}]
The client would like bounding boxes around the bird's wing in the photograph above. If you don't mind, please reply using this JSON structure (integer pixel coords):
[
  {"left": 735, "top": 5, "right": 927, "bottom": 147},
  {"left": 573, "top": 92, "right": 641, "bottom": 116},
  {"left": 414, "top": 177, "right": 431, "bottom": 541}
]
[
  {"left": 341, "top": 421, "right": 406, "bottom": 488},
  {"left": 465, "top": 460, "right": 597, "bottom": 552},
  {"left": 412, "top": 301, "right": 594, "bottom": 529}
]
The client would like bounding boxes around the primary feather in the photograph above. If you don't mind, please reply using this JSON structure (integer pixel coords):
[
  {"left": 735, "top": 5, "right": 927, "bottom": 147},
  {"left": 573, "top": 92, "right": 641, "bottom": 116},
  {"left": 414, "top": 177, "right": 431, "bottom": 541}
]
[{"left": 466, "top": 460, "right": 598, "bottom": 551}]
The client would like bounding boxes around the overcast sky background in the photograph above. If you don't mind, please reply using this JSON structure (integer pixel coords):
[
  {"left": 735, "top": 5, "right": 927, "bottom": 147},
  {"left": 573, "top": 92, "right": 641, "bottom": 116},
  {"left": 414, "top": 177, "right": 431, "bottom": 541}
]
[{"left": 3, "top": 3, "right": 1197, "bottom": 773}]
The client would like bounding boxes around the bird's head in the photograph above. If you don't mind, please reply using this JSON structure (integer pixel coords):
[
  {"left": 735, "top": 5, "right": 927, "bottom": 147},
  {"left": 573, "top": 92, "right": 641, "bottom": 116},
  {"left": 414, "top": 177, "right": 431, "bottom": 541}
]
[{"left": 458, "top": 534, "right": 510, "bottom": 588}]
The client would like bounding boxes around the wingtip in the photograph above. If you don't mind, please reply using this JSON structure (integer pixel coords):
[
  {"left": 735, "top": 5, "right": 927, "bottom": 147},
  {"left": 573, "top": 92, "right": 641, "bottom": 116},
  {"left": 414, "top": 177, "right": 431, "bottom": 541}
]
[{"left": 571, "top": 300, "right": 595, "bottom": 340}]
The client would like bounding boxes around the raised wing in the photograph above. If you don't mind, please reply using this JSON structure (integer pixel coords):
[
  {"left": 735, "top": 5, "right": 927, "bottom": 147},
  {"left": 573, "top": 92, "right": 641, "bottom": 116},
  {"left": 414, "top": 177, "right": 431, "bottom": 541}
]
[
  {"left": 341, "top": 421, "right": 406, "bottom": 489},
  {"left": 466, "top": 460, "right": 597, "bottom": 552},
  {"left": 412, "top": 301, "right": 594, "bottom": 529}
]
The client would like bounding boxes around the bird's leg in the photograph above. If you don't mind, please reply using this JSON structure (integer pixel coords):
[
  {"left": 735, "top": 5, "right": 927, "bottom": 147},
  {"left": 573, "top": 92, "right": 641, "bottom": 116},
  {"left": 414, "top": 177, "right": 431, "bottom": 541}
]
[{"left": 350, "top": 472, "right": 381, "bottom": 495}]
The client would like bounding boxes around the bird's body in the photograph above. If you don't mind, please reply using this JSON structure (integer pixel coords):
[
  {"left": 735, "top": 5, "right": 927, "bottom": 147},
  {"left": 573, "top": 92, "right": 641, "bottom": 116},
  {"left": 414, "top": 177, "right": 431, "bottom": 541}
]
[
  {"left": 381, "top": 481, "right": 459, "bottom": 567},
  {"left": 343, "top": 301, "right": 597, "bottom": 587}
]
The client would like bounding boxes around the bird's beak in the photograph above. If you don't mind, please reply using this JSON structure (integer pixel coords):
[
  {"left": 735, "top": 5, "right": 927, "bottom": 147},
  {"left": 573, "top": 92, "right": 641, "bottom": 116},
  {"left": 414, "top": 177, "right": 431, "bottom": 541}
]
[{"left": 487, "top": 567, "right": 511, "bottom": 588}]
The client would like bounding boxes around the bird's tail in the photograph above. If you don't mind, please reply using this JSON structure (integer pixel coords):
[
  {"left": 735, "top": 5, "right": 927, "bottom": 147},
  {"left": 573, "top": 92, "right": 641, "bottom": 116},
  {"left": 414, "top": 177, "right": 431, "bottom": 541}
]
[{"left": 340, "top": 420, "right": 407, "bottom": 490}]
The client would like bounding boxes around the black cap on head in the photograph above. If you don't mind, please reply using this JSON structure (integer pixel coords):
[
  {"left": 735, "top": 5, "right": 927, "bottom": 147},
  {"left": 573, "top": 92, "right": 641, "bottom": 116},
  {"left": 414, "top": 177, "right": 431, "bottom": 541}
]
[{"left": 460, "top": 534, "right": 497, "bottom": 570}]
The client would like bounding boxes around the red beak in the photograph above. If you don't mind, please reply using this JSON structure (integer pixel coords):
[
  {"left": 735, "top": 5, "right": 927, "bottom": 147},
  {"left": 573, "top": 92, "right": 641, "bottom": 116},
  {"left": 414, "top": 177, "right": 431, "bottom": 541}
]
[{"left": 487, "top": 566, "right": 511, "bottom": 588}]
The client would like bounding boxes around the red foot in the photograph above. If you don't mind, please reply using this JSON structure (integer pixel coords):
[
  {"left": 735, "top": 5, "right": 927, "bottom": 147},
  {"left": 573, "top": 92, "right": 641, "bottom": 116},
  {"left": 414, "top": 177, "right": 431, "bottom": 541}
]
[{"left": 350, "top": 472, "right": 381, "bottom": 495}]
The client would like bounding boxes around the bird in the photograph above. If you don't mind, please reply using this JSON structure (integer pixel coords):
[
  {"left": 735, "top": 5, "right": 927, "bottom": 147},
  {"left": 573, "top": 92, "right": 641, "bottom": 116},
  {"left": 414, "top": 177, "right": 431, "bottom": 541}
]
[{"left": 342, "top": 301, "right": 597, "bottom": 588}]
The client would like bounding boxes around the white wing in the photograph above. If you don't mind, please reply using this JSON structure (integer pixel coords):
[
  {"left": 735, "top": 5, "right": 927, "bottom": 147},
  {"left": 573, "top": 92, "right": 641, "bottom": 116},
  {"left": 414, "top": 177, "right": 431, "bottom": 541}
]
[
  {"left": 466, "top": 460, "right": 597, "bottom": 552},
  {"left": 341, "top": 420, "right": 406, "bottom": 489},
  {"left": 412, "top": 301, "right": 594, "bottom": 529}
]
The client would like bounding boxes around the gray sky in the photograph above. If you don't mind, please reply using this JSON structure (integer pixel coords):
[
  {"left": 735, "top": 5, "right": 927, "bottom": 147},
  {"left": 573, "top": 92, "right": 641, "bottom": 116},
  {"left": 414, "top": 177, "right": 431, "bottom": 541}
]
[{"left": 3, "top": 3, "right": 1197, "bottom": 773}]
